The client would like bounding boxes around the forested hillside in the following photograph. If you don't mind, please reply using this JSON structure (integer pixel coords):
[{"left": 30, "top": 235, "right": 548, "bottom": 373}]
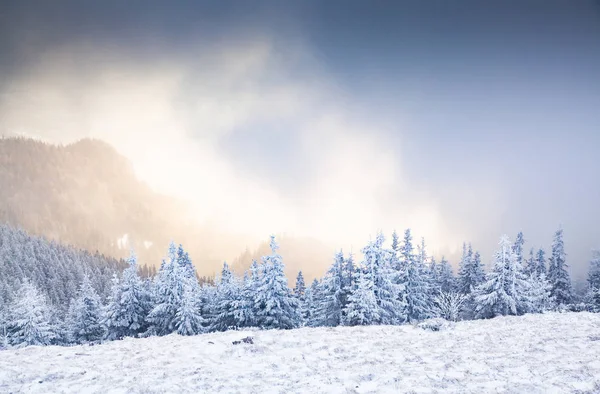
[
  {"left": 0, "top": 137, "right": 332, "bottom": 278},
  {"left": 0, "top": 223, "right": 125, "bottom": 315}
]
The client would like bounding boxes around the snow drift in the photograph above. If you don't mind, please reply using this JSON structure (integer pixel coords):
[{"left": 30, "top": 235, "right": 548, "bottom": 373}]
[{"left": 1, "top": 312, "right": 600, "bottom": 393}]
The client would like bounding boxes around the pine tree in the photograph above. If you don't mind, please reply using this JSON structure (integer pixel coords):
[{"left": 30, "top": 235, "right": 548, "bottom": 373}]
[
  {"left": 7, "top": 279, "right": 56, "bottom": 347},
  {"left": 146, "top": 243, "right": 186, "bottom": 335},
  {"left": 526, "top": 273, "right": 553, "bottom": 313},
  {"left": 513, "top": 232, "right": 525, "bottom": 269},
  {"left": 398, "top": 230, "right": 430, "bottom": 322},
  {"left": 102, "top": 251, "right": 152, "bottom": 339},
  {"left": 363, "top": 232, "right": 406, "bottom": 324},
  {"left": 429, "top": 256, "right": 439, "bottom": 289},
  {"left": 547, "top": 228, "right": 572, "bottom": 306},
  {"left": 254, "top": 236, "right": 301, "bottom": 329},
  {"left": 312, "top": 251, "right": 345, "bottom": 327},
  {"left": 391, "top": 230, "right": 400, "bottom": 252},
  {"left": 525, "top": 248, "right": 537, "bottom": 276},
  {"left": 343, "top": 270, "right": 380, "bottom": 326},
  {"left": 175, "top": 277, "right": 205, "bottom": 336},
  {"left": 474, "top": 235, "right": 530, "bottom": 318},
  {"left": 535, "top": 249, "right": 547, "bottom": 277},
  {"left": 303, "top": 279, "right": 320, "bottom": 326},
  {"left": 66, "top": 275, "right": 105, "bottom": 344},
  {"left": 438, "top": 257, "right": 455, "bottom": 293},
  {"left": 457, "top": 244, "right": 485, "bottom": 294},
  {"left": 587, "top": 250, "right": 600, "bottom": 311},
  {"left": 294, "top": 271, "right": 306, "bottom": 299},
  {"left": 211, "top": 262, "right": 245, "bottom": 331}
]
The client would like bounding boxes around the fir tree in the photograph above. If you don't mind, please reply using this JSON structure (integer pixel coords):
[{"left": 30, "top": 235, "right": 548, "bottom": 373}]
[
  {"left": 7, "top": 279, "right": 56, "bottom": 347},
  {"left": 343, "top": 270, "right": 379, "bottom": 326},
  {"left": 547, "top": 228, "right": 572, "bottom": 306},
  {"left": 525, "top": 248, "right": 537, "bottom": 276},
  {"left": 175, "top": 278, "right": 204, "bottom": 336},
  {"left": 457, "top": 245, "right": 485, "bottom": 294},
  {"left": 399, "top": 230, "right": 430, "bottom": 322},
  {"left": 535, "top": 249, "right": 547, "bottom": 277},
  {"left": 66, "top": 275, "right": 105, "bottom": 344},
  {"left": 438, "top": 257, "right": 455, "bottom": 293},
  {"left": 211, "top": 262, "right": 245, "bottom": 331},
  {"left": 587, "top": 250, "right": 600, "bottom": 311},
  {"left": 312, "top": 251, "right": 345, "bottom": 327},
  {"left": 294, "top": 271, "right": 306, "bottom": 299},
  {"left": 254, "top": 236, "right": 301, "bottom": 329},
  {"left": 102, "top": 251, "right": 152, "bottom": 339},
  {"left": 145, "top": 243, "right": 186, "bottom": 335},
  {"left": 362, "top": 232, "right": 406, "bottom": 324},
  {"left": 474, "top": 235, "right": 530, "bottom": 318},
  {"left": 513, "top": 232, "right": 525, "bottom": 269}
]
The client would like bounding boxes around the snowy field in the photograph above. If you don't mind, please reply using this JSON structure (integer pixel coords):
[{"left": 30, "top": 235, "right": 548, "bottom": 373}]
[{"left": 1, "top": 312, "right": 600, "bottom": 394}]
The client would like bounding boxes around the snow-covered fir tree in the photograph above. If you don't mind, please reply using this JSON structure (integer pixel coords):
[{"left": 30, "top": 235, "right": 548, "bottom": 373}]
[
  {"left": 525, "top": 248, "right": 537, "bottom": 276},
  {"left": 398, "top": 230, "right": 430, "bottom": 322},
  {"left": 587, "top": 250, "right": 600, "bottom": 311},
  {"left": 429, "top": 256, "right": 439, "bottom": 287},
  {"left": 312, "top": 251, "right": 346, "bottom": 327},
  {"left": 362, "top": 232, "right": 406, "bottom": 324},
  {"left": 547, "top": 228, "right": 572, "bottom": 306},
  {"left": 535, "top": 248, "right": 547, "bottom": 277},
  {"left": 66, "top": 275, "right": 105, "bottom": 344},
  {"left": 302, "top": 279, "right": 319, "bottom": 326},
  {"left": 145, "top": 242, "right": 186, "bottom": 336},
  {"left": 102, "top": 251, "right": 152, "bottom": 339},
  {"left": 210, "top": 262, "right": 245, "bottom": 331},
  {"left": 7, "top": 279, "right": 56, "bottom": 347},
  {"left": 457, "top": 244, "right": 485, "bottom": 294},
  {"left": 175, "top": 277, "right": 205, "bottom": 336},
  {"left": 343, "top": 269, "right": 379, "bottom": 326},
  {"left": 254, "top": 236, "right": 301, "bottom": 329},
  {"left": 438, "top": 257, "right": 455, "bottom": 293},
  {"left": 294, "top": 271, "right": 306, "bottom": 299},
  {"left": 525, "top": 273, "right": 554, "bottom": 313},
  {"left": 513, "top": 232, "right": 526, "bottom": 269},
  {"left": 474, "top": 235, "right": 530, "bottom": 318}
]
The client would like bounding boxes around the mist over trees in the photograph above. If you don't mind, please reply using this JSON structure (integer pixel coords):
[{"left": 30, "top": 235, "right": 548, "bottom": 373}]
[{"left": 0, "top": 221, "right": 597, "bottom": 349}]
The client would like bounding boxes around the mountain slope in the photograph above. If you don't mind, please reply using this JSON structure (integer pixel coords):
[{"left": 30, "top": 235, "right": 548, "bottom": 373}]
[{"left": 1, "top": 312, "right": 599, "bottom": 393}]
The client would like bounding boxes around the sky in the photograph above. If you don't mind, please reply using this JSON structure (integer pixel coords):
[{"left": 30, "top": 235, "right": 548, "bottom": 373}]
[{"left": 1, "top": 1, "right": 599, "bottom": 278}]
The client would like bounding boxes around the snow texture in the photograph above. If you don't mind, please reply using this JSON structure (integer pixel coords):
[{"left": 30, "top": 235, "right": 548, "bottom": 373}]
[{"left": 1, "top": 312, "right": 600, "bottom": 393}]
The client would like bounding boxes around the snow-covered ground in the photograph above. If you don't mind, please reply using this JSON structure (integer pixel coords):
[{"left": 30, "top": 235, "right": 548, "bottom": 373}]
[{"left": 1, "top": 312, "right": 600, "bottom": 393}]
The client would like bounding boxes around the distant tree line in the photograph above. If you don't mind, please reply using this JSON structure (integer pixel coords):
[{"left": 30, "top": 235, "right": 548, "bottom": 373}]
[{"left": 1, "top": 224, "right": 598, "bottom": 348}]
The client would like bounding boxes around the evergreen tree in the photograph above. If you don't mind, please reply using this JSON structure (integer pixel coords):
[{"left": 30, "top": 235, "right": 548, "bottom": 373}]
[
  {"left": 457, "top": 244, "right": 486, "bottom": 294},
  {"left": 294, "top": 271, "right": 306, "bottom": 299},
  {"left": 343, "top": 270, "right": 379, "bottom": 326},
  {"left": 391, "top": 230, "right": 400, "bottom": 252},
  {"left": 175, "top": 278, "right": 205, "bottom": 336},
  {"left": 211, "top": 262, "right": 245, "bottom": 331},
  {"left": 303, "top": 279, "right": 319, "bottom": 326},
  {"left": 254, "top": 236, "right": 301, "bottom": 329},
  {"left": 7, "top": 279, "right": 56, "bottom": 347},
  {"left": 474, "top": 235, "right": 530, "bottom": 318},
  {"left": 66, "top": 275, "right": 105, "bottom": 344},
  {"left": 312, "top": 251, "right": 346, "bottom": 327},
  {"left": 363, "top": 232, "right": 406, "bottom": 324},
  {"left": 526, "top": 273, "right": 554, "bottom": 313},
  {"left": 102, "top": 251, "right": 152, "bottom": 339},
  {"left": 398, "top": 230, "right": 430, "bottom": 322},
  {"left": 535, "top": 249, "right": 547, "bottom": 276},
  {"left": 145, "top": 243, "right": 186, "bottom": 335},
  {"left": 587, "top": 250, "right": 600, "bottom": 311},
  {"left": 438, "top": 257, "right": 455, "bottom": 293},
  {"left": 547, "top": 228, "right": 572, "bottom": 306},
  {"left": 525, "top": 248, "right": 537, "bottom": 276},
  {"left": 513, "top": 232, "right": 525, "bottom": 269}
]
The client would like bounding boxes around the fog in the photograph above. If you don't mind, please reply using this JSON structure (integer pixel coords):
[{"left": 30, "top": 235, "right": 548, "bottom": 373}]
[{"left": 1, "top": 1, "right": 599, "bottom": 279}]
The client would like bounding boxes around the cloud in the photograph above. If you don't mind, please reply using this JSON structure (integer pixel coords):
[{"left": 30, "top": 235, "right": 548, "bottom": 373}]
[{"left": 0, "top": 35, "right": 468, "bottom": 265}]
